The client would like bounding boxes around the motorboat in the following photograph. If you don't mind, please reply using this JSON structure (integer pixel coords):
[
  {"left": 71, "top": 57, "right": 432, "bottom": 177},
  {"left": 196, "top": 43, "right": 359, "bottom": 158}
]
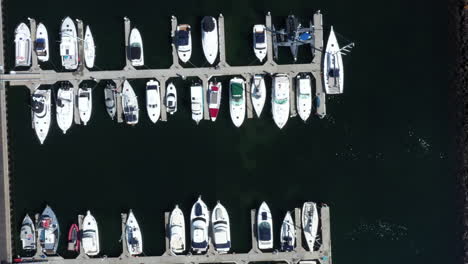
[
  {"left": 122, "top": 80, "right": 139, "bottom": 125},
  {"left": 229, "top": 77, "right": 246, "bottom": 127},
  {"left": 56, "top": 83, "right": 74, "bottom": 134},
  {"left": 257, "top": 202, "right": 273, "bottom": 250},
  {"left": 190, "top": 84, "right": 203, "bottom": 124},
  {"left": 37, "top": 205, "right": 60, "bottom": 255},
  {"left": 212, "top": 201, "right": 231, "bottom": 253},
  {"left": 104, "top": 83, "right": 116, "bottom": 120},
  {"left": 67, "top": 224, "right": 79, "bottom": 252},
  {"left": 175, "top": 24, "right": 192, "bottom": 63},
  {"left": 78, "top": 87, "right": 92, "bottom": 126},
  {"left": 208, "top": 81, "right": 221, "bottom": 121},
  {"left": 272, "top": 74, "right": 290, "bottom": 129},
  {"left": 201, "top": 16, "right": 218, "bottom": 64},
  {"left": 302, "top": 202, "right": 319, "bottom": 251},
  {"left": 20, "top": 214, "right": 36, "bottom": 251},
  {"left": 60, "top": 17, "right": 79, "bottom": 70},
  {"left": 280, "top": 211, "right": 295, "bottom": 251},
  {"left": 190, "top": 196, "right": 209, "bottom": 254},
  {"left": 253, "top": 24, "right": 267, "bottom": 62},
  {"left": 14, "top": 22, "right": 32, "bottom": 67},
  {"left": 296, "top": 74, "right": 312, "bottom": 121},
  {"left": 82, "top": 210, "right": 100, "bottom": 256},
  {"left": 35, "top": 23, "right": 49, "bottom": 62},
  {"left": 126, "top": 210, "right": 143, "bottom": 256},
  {"left": 84, "top": 25, "right": 95, "bottom": 69},
  {"left": 251, "top": 75, "right": 266, "bottom": 118},
  {"left": 129, "top": 28, "right": 144, "bottom": 67},
  {"left": 169, "top": 205, "right": 185, "bottom": 254},
  {"left": 31, "top": 88, "right": 51, "bottom": 144},
  {"left": 146, "top": 80, "right": 161, "bottom": 123},
  {"left": 323, "top": 26, "right": 344, "bottom": 94},
  {"left": 166, "top": 83, "right": 177, "bottom": 115}
]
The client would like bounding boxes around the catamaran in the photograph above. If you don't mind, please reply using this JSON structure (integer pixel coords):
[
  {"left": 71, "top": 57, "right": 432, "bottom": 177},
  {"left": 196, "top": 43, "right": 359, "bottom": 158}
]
[
  {"left": 78, "top": 87, "right": 92, "bottom": 126},
  {"left": 272, "top": 74, "right": 290, "bottom": 129},
  {"left": 126, "top": 210, "right": 143, "bottom": 256},
  {"left": 257, "top": 202, "right": 273, "bottom": 250},
  {"left": 122, "top": 80, "right": 139, "bottom": 125},
  {"left": 175, "top": 24, "right": 192, "bottom": 63},
  {"left": 31, "top": 88, "right": 51, "bottom": 144},
  {"left": 20, "top": 214, "right": 36, "bottom": 251},
  {"left": 14, "top": 22, "right": 32, "bottom": 67},
  {"left": 37, "top": 205, "right": 60, "bottom": 255},
  {"left": 302, "top": 202, "right": 319, "bottom": 251},
  {"left": 212, "top": 201, "right": 231, "bottom": 253},
  {"left": 146, "top": 80, "right": 161, "bottom": 123},
  {"left": 166, "top": 83, "right": 177, "bottom": 115},
  {"left": 201, "top": 16, "right": 218, "bottom": 64},
  {"left": 324, "top": 26, "right": 344, "bottom": 94},
  {"left": 67, "top": 224, "right": 79, "bottom": 252},
  {"left": 191, "top": 196, "right": 209, "bottom": 254},
  {"left": 56, "top": 83, "right": 74, "bottom": 134},
  {"left": 104, "top": 83, "right": 116, "bottom": 120},
  {"left": 280, "top": 211, "right": 295, "bottom": 251},
  {"left": 84, "top": 25, "right": 95, "bottom": 69},
  {"left": 208, "top": 81, "right": 221, "bottom": 121},
  {"left": 253, "top": 24, "right": 267, "bottom": 62},
  {"left": 229, "top": 78, "right": 246, "bottom": 127},
  {"left": 191, "top": 84, "right": 203, "bottom": 124},
  {"left": 296, "top": 74, "right": 312, "bottom": 121},
  {"left": 82, "top": 210, "right": 100, "bottom": 256},
  {"left": 60, "top": 17, "right": 79, "bottom": 70},
  {"left": 35, "top": 23, "right": 49, "bottom": 62},
  {"left": 251, "top": 75, "right": 266, "bottom": 118},
  {"left": 169, "top": 205, "right": 185, "bottom": 254},
  {"left": 129, "top": 28, "right": 144, "bottom": 67}
]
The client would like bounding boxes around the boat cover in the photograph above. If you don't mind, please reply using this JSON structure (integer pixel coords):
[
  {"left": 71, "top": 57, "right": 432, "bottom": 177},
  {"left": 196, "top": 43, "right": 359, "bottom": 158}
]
[
  {"left": 130, "top": 45, "right": 141, "bottom": 60},
  {"left": 231, "top": 83, "right": 243, "bottom": 98},
  {"left": 202, "top": 17, "right": 215, "bottom": 32},
  {"left": 255, "top": 33, "right": 265, "bottom": 44},
  {"left": 176, "top": 30, "right": 189, "bottom": 46},
  {"left": 258, "top": 222, "right": 271, "bottom": 240},
  {"left": 195, "top": 204, "right": 203, "bottom": 216},
  {"left": 35, "top": 38, "right": 45, "bottom": 50}
]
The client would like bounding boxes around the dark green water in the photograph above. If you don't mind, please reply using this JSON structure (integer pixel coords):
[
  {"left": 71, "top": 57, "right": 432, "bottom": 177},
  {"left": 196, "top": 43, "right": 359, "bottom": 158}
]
[{"left": 4, "top": 0, "right": 459, "bottom": 263}]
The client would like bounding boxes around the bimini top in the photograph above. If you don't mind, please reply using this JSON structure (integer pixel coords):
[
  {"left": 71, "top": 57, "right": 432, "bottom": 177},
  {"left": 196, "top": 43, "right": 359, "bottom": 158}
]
[
  {"left": 176, "top": 30, "right": 189, "bottom": 46},
  {"left": 202, "top": 17, "right": 215, "bottom": 32},
  {"left": 231, "top": 83, "right": 243, "bottom": 98},
  {"left": 258, "top": 222, "right": 271, "bottom": 241}
]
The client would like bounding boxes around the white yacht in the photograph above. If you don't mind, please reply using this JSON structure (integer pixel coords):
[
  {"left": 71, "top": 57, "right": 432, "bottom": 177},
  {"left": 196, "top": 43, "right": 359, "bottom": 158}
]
[
  {"left": 84, "top": 25, "right": 95, "bottom": 69},
  {"left": 78, "top": 87, "right": 92, "bottom": 126},
  {"left": 126, "top": 210, "right": 143, "bottom": 256},
  {"left": 14, "top": 22, "right": 32, "bottom": 67},
  {"left": 104, "top": 83, "right": 116, "bottom": 120},
  {"left": 253, "top": 24, "right": 267, "bottom": 62},
  {"left": 146, "top": 80, "right": 161, "bottom": 123},
  {"left": 129, "top": 28, "right": 144, "bottom": 67},
  {"left": 257, "top": 202, "right": 273, "bottom": 250},
  {"left": 212, "top": 201, "right": 231, "bottom": 253},
  {"left": 35, "top": 23, "right": 49, "bottom": 62},
  {"left": 190, "top": 84, "right": 203, "bottom": 124},
  {"left": 280, "top": 211, "right": 295, "bottom": 251},
  {"left": 229, "top": 78, "right": 246, "bottom": 127},
  {"left": 302, "top": 202, "right": 319, "bottom": 252},
  {"left": 60, "top": 17, "right": 79, "bottom": 70},
  {"left": 82, "top": 210, "right": 100, "bottom": 256},
  {"left": 169, "top": 205, "right": 185, "bottom": 254},
  {"left": 201, "top": 16, "right": 218, "bottom": 64},
  {"left": 323, "top": 26, "right": 344, "bottom": 94},
  {"left": 190, "top": 196, "right": 209, "bottom": 254},
  {"left": 56, "top": 84, "right": 74, "bottom": 134},
  {"left": 20, "top": 214, "right": 36, "bottom": 251},
  {"left": 122, "top": 80, "right": 139, "bottom": 125},
  {"left": 208, "top": 81, "right": 221, "bottom": 121},
  {"left": 296, "top": 74, "right": 312, "bottom": 121},
  {"left": 37, "top": 205, "right": 60, "bottom": 255},
  {"left": 31, "top": 88, "right": 51, "bottom": 144},
  {"left": 175, "top": 24, "right": 192, "bottom": 63},
  {"left": 166, "top": 83, "right": 177, "bottom": 115},
  {"left": 272, "top": 74, "right": 290, "bottom": 129},
  {"left": 251, "top": 75, "right": 266, "bottom": 118}
]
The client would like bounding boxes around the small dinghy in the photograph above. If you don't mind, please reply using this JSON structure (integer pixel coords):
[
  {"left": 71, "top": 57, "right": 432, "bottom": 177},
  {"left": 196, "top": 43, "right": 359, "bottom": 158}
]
[
  {"left": 126, "top": 210, "right": 143, "bottom": 256},
  {"left": 280, "top": 211, "right": 295, "bottom": 251},
  {"left": 208, "top": 81, "right": 221, "bottom": 121},
  {"left": 166, "top": 83, "right": 177, "bottom": 115},
  {"left": 78, "top": 87, "right": 92, "bottom": 126},
  {"left": 146, "top": 80, "right": 160, "bottom": 123},
  {"left": 20, "top": 214, "right": 36, "bottom": 251},
  {"left": 175, "top": 24, "right": 192, "bottom": 63},
  {"left": 35, "top": 23, "right": 49, "bottom": 62},
  {"left": 302, "top": 202, "right": 319, "bottom": 251},
  {"left": 253, "top": 24, "right": 267, "bottom": 62},
  {"left": 212, "top": 201, "right": 231, "bottom": 253},
  {"left": 272, "top": 74, "right": 290, "bottom": 129},
  {"left": 190, "top": 196, "right": 209, "bottom": 254},
  {"left": 37, "top": 205, "right": 60, "bottom": 255},
  {"left": 169, "top": 205, "right": 185, "bottom": 254},
  {"left": 15, "top": 22, "right": 32, "bottom": 67},
  {"left": 190, "top": 84, "right": 203, "bottom": 125},
  {"left": 201, "top": 16, "right": 218, "bottom": 64},
  {"left": 82, "top": 210, "right": 100, "bottom": 256},
  {"left": 229, "top": 77, "right": 246, "bottom": 127},
  {"left": 122, "top": 80, "right": 139, "bottom": 125},
  {"left": 84, "top": 25, "right": 95, "bottom": 69},
  {"left": 296, "top": 74, "right": 312, "bottom": 121},
  {"left": 257, "top": 202, "right": 273, "bottom": 250},
  {"left": 31, "top": 88, "right": 51, "bottom": 144},
  {"left": 129, "top": 28, "right": 144, "bottom": 67},
  {"left": 323, "top": 26, "right": 344, "bottom": 94},
  {"left": 67, "top": 224, "right": 79, "bottom": 252},
  {"left": 104, "top": 83, "right": 116, "bottom": 120},
  {"left": 60, "top": 17, "right": 79, "bottom": 70},
  {"left": 251, "top": 75, "right": 266, "bottom": 118},
  {"left": 56, "top": 83, "right": 74, "bottom": 134}
]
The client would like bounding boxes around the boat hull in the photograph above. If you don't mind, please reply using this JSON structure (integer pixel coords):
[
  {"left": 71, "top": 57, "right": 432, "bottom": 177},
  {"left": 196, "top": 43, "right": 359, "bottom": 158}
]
[
  {"left": 104, "top": 84, "right": 116, "bottom": 120},
  {"left": 82, "top": 211, "right": 100, "bottom": 256},
  {"left": 67, "top": 224, "right": 80, "bottom": 252},
  {"left": 37, "top": 206, "right": 60, "bottom": 255},
  {"left": 146, "top": 80, "right": 161, "bottom": 123},
  {"left": 31, "top": 89, "right": 51, "bottom": 144},
  {"left": 257, "top": 202, "right": 273, "bottom": 250},
  {"left": 169, "top": 205, "right": 185, "bottom": 254},
  {"left": 229, "top": 78, "right": 246, "bottom": 127},
  {"left": 253, "top": 25, "right": 267, "bottom": 62},
  {"left": 126, "top": 210, "right": 143, "bottom": 255},
  {"left": 166, "top": 83, "right": 178, "bottom": 115},
  {"left": 129, "top": 28, "right": 144, "bottom": 67},
  {"left": 84, "top": 26, "right": 95, "bottom": 69},
  {"left": 323, "top": 27, "right": 344, "bottom": 94},
  {"left": 122, "top": 81, "right": 139, "bottom": 125},
  {"left": 20, "top": 214, "right": 36, "bottom": 251},
  {"left": 176, "top": 24, "right": 192, "bottom": 63},
  {"left": 15, "top": 23, "right": 32, "bottom": 67},
  {"left": 302, "top": 202, "right": 319, "bottom": 251},
  {"left": 296, "top": 74, "right": 312, "bottom": 121},
  {"left": 60, "top": 17, "right": 79, "bottom": 70},
  {"left": 208, "top": 82, "right": 221, "bottom": 121},
  {"left": 280, "top": 212, "right": 295, "bottom": 251},
  {"left": 190, "top": 197, "right": 209, "bottom": 253},
  {"left": 201, "top": 17, "right": 218, "bottom": 65},
  {"left": 56, "top": 86, "right": 74, "bottom": 134},
  {"left": 78, "top": 88, "right": 92, "bottom": 126},
  {"left": 191, "top": 85, "right": 203, "bottom": 124},
  {"left": 35, "top": 23, "right": 49, "bottom": 62},
  {"left": 272, "top": 74, "right": 290, "bottom": 129}
]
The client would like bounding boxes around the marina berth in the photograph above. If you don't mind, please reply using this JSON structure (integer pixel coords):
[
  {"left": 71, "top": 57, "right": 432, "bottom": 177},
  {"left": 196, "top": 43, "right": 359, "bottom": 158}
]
[
  {"left": 208, "top": 81, "right": 222, "bottom": 121},
  {"left": 166, "top": 83, "right": 178, "bottom": 115},
  {"left": 212, "top": 201, "right": 231, "bottom": 253},
  {"left": 35, "top": 23, "right": 49, "bottom": 62},
  {"left": 126, "top": 210, "right": 143, "bottom": 255},
  {"left": 60, "top": 17, "right": 79, "bottom": 70},
  {"left": 257, "top": 202, "right": 273, "bottom": 250},
  {"left": 253, "top": 24, "right": 267, "bottom": 62},
  {"left": 280, "top": 211, "right": 295, "bottom": 251},
  {"left": 229, "top": 77, "right": 246, "bottom": 127},
  {"left": 272, "top": 74, "right": 290, "bottom": 129},
  {"left": 78, "top": 86, "right": 93, "bottom": 126},
  {"left": 37, "top": 205, "right": 60, "bottom": 255},
  {"left": 296, "top": 74, "right": 312, "bottom": 121},
  {"left": 146, "top": 80, "right": 161, "bottom": 123},
  {"left": 324, "top": 26, "right": 344, "bottom": 94},
  {"left": 129, "top": 28, "right": 144, "bottom": 67},
  {"left": 84, "top": 25, "right": 96, "bottom": 69},
  {"left": 14, "top": 22, "right": 32, "bottom": 67},
  {"left": 82, "top": 210, "right": 100, "bottom": 256},
  {"left": 190, "top": 84, "right": 203, "bottom": 124},
  {"left": 122, "top": 80, "right": 139, "bottom": 125},
  {"left": 56, "top": 83, "right": 74, "bottom": 134},
  {"left": 201, "top": 16, "right": 219, "bottom": 64},
  {"left": 190, "top": 196, "right": 209, "bottom": 254},
  {"left": 175, "top": 24, "right": 192, "bottom": 63},
  {"left": 251, "top": 74, "right": 266, "bottom": 118},
  {"left": 104, "top": 83, "right": 117, "bottom": 120},
  {"left": 31, "top": 88, "right": 51, "bottom": 144},
  {"left": 169, "top": 205, "right": 186, "bottom": 254},
  {"left": 20, "top": 214, "right": 35, "bottom": 251},
  {"left": 302, "top": 202, "right": 319, "bottom": 251}
]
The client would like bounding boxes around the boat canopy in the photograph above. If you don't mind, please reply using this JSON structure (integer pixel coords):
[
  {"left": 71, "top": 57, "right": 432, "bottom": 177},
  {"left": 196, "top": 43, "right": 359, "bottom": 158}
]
[
  {"left": 35, "top": 38, "right": 46, "bottom": 50},
  {"left": 176, "top": 30, "right": 189, "bottom": 46},
  {"left": 231, "top": 83, "right": 243, "bottom": 98},
  {"left": 258, "top": 222, "right": 271, "bottom": 241},
  {"left": 255, "top": 32, "right": 265, "bottom": 44},
  {"left": 130, "top": 45, "right": 141, "bottom": 60},
  {"left": 202, "top": 17, "right": 215, "bottom": 32}
]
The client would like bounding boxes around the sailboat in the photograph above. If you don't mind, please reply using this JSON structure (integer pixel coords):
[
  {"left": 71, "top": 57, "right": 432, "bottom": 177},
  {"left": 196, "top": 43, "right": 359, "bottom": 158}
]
[
  {"left": 67, "top": 224, "right": 79, "bottom": 252},
  {"left": 280, "top": 211, "right": 295, "bottom": 251},
  {"left": 60, "top": 17, "right": 79, "bottom": 70},
  {"left": 201, "top": 16, "right": 218, "bottom": 64},
  {"left": 37, "top": 205, "right": 60, "bottom": 255},
  {"left": 166, "top": 83, "right": 177, "bottom": 115},
  {"left": 84, "top": 25, "right": 95, "bottom": 69},
  {"left": 175, "top": 24, "right": 192, "bottom": 63},
  {"left": 251, "top": 75, "right": 266, "bottom": 118},
  {"left": 212, "top": 201, "right": 231, "bottom": 253},
  {"left": 126, "top": 210, "right": 143, "bottom": 255},
  {"left": 190, "top": 196, "right": 209, "bottom": 254},
  {"left": 257, "top": 202, "right": 273, "bottom": 250},
  {"left": 78, "top": 86, "right": 92, "bottom": 126},
  {"left": 20, "top": 214, "right": 36, "bottom": 251},
  {"left": 129, "top": 28, "right": 144, "bottom": 67},
  {"left": 229, "top": 77, "right": 246, "bottom": 127},
  {"left": 190, "top": 84, "right": 203, "bottom": 124},
  {"left": 14, "top": 22, "right": 32, "bottom": 67},
  {"left": 146, "top": 80, "right": 161, "bottom": 123},
  {"left": 122, "top": 80, "right": 139, "bottom": 125},
  {"left": 302, "top": 202, "right": 319, "bottom": 251},
  {"left": 56, "top": 83, "right": 74, "bottom": 134},
  {"left": 208, "top": 81, "right": 221, "bottom": 121},
  {"left": 82, "top": 210, "right": 100, "bottom": 256},
  {"left": 272, "top": 74, "right": 290, "bottom": 129},
  {"left": 35, "top": 23, "right": 49, "bottom": 62},
  {"left": 104, "top": 83, "right": 116, "bottom": 120},
  {"left": 31, "top": 88, "right": 51, "bottom": 144},
  {"left": 323, "top": 26, "right": 344, "bottom": 94},
  {"left": 253, "top": 24, "right": 267, "bottom": 62},
  {"left": 296, "top": 74, "right": 312, "bottom": 121},
  {"left": 169, "top": 205, "right": 185, "bottom": 254}
]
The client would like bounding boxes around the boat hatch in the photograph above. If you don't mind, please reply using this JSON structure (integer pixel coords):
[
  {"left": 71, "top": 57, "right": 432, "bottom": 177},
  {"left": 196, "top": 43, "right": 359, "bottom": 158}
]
[{"left": 261, "top": 212, "right": 268, "bottom": 221}]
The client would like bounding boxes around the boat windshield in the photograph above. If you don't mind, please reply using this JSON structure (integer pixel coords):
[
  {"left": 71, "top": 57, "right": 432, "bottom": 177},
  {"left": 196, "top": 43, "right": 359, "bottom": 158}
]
[
  {"left": 258, "top": 222, "right": 271, "bottom": 241},
  {"left": 274, "top": 98, "right": 288, "bottom": 104}
]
